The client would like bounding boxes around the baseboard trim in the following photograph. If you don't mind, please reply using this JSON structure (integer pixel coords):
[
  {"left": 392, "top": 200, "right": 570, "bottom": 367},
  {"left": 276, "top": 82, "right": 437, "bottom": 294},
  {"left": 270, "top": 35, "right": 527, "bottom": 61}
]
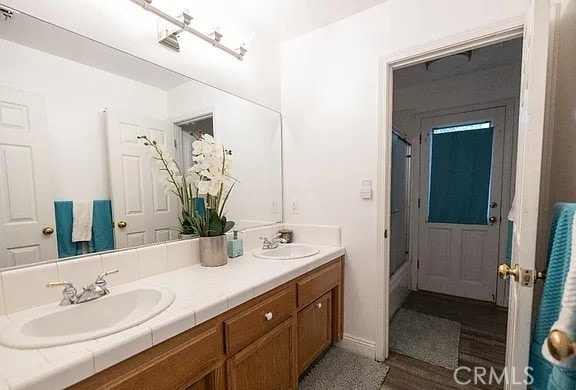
[{"left": 336, "top": 334, "right": 376, "bottom": 360}]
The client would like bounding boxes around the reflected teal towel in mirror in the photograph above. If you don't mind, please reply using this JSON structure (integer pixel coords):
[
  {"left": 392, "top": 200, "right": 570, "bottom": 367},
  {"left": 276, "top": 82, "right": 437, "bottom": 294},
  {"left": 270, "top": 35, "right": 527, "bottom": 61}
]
[
  {"left": 88, "top": 200, "right": 115, "bottom": 253},
  {"left": 428, "top": 128, "right": 494, "bottom": 225},
  {"left": 193, "top": 197, "right": 206, "bottom": 217},
  {"left": 54, "top": 201, "right": 82, "bottom": 258}
]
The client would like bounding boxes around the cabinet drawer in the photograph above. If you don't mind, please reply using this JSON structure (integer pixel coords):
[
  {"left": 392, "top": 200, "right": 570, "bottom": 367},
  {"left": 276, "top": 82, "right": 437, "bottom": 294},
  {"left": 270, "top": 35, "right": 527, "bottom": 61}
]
[
  {"left": 297, "top": 262, "right": 341, "bottom": 308},
  {"left": 225, "top": 287, "right": 296, "bottom": 355}
]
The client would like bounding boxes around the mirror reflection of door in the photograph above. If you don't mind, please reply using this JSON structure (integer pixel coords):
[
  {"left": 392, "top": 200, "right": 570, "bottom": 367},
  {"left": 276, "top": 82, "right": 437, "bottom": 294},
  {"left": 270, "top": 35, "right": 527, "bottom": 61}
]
[
  {"left": 0, "top": 86, "right": 57, "bottom": 268},
  {"left": 418, "top": 106, "right": 507, "bottom": 302},
  {"left": 105, "top": 109, "right": 179, "bottom": 248}
]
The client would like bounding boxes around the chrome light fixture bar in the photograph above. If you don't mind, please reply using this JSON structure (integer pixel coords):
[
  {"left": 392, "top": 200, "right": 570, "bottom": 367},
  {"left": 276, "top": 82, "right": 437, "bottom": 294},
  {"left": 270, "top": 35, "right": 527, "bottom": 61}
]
[{"left": 129, "top": 0, "right": 247, "bottom": 60}]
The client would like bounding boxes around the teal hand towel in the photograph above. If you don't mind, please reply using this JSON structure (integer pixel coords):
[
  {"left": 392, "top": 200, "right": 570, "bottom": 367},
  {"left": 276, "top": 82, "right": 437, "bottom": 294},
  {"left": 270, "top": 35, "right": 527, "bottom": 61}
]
[
  {"left": 529, "top": 203, "right": 576, "bottom": 389},
  {"left": 89, "top": 200, "right": 115, "bottom": 253},
  {"left": 54, "top": 201, "right": 82, "bottom": 258}
]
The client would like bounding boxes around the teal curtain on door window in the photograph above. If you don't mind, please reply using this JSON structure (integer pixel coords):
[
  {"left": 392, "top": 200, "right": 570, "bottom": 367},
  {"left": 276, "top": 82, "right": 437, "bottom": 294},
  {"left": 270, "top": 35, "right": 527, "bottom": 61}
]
[{"left": 428, "top": 127, "right": 494, "bottom": 225}]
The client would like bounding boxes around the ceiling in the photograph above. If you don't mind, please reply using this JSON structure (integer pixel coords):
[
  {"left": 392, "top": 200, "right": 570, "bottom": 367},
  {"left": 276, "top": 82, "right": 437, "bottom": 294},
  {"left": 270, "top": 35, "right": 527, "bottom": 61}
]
[
  {"left": 393, "top": 38, "right": 523, "bottom": 89},
  {"left": 206, "top": 0, "right": 391, "bottom": 41}
]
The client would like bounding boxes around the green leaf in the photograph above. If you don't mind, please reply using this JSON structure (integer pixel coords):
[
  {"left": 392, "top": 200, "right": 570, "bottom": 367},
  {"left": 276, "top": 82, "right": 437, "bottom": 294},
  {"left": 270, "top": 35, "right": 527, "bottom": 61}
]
[
  {"left": 208, "top": 210, "right": 224, "bottom": 237},
  {"left": 223, "top": 220, "right": 235, "bottom": 234}
]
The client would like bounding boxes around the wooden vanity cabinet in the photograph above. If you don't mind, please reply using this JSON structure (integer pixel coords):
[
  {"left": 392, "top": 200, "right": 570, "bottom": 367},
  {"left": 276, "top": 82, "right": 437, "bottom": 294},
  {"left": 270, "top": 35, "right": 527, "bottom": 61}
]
[
  {"left": 297, "top": 292, "right": 332, "bottom": 375},
  {"left": 226, "top": 317, "right": 298, "bottom": 390},
  {"left": 70, "top": 257, "right": 344, "bottom": 390}
]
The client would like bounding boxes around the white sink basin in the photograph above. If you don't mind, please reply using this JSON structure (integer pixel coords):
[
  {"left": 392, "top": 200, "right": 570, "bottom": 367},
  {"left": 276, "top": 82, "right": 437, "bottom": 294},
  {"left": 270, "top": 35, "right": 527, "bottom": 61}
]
[
  {"left": 0, "top": 286, "right": 175, "bottom": 349},
  {"left": 253, "top": 244, "right": 320, "bottom": 260}
]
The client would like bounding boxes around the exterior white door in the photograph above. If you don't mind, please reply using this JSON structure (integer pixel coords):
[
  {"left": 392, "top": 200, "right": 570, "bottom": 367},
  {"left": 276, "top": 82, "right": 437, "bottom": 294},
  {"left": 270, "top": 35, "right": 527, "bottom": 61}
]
[
  {"left": 105, "top": 109, "right": 179, "bottom": 249},
  {"left": 505, "top": 0, "right": 550, "bottom": 388},
  {"left": 418, "top": 106, "right": 506, "bottom": 302},
  {"left": 0, "top": 85, "right": 56, "bottom": 267}
]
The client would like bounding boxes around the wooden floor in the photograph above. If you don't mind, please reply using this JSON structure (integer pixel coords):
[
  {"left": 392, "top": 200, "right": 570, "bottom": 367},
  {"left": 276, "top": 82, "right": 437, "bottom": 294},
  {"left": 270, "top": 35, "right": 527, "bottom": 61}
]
[{"left": 381, "top": 291, "right": 508, "bottom": 390}]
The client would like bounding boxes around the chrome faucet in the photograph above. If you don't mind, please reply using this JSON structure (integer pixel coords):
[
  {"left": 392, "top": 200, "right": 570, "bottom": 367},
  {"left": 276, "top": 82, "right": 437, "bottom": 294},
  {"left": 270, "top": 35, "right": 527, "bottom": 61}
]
[
  {"left": 46, "top": 269, "right": 119, "bottom": 306},
  {"left": 260, "top": 233, "right": 288, "bottom": 250}
]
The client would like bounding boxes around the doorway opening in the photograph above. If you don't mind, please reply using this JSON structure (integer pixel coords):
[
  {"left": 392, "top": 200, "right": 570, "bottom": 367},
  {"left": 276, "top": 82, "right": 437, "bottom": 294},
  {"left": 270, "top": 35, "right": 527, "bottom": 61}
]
[
  {"left": 176, "top": 114, "right": 215, "bottom": 175},
  {"left": 385, "top": 37, "right": 523, "bottom": 385}
]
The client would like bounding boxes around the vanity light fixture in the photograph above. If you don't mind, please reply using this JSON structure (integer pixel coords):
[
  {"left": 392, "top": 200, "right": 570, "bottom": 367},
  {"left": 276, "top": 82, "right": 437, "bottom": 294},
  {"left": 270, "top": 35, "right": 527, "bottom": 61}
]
[
  {"left": 129, "top": 0, "right": 247, "bottom": 60},
  {"left": 0, "top": 5, "right": 18, "bottom": 22}
]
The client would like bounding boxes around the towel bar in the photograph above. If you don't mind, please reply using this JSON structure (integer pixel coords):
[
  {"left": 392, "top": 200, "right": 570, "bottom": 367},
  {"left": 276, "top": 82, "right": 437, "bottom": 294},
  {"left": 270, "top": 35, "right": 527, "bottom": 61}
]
[{"left": 547, "top": 330, "right": 576, "bottom": 360}]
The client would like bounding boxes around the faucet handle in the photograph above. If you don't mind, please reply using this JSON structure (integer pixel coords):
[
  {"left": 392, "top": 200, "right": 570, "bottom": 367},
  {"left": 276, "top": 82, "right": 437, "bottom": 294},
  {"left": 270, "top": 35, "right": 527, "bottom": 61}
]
[
  {"left": 46, "top": 281, "right": 78, "bottom": 305},
  {"left": 46, "top": 281, "right": 75, "bottom": 289},
  {"left": 95, "top": 269, "right": 119, "bottom": 283}
]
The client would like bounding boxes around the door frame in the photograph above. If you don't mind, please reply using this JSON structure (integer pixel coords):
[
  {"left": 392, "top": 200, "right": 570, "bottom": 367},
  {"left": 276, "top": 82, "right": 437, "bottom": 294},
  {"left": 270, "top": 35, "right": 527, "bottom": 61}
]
[
  {"left": 375, "top": 15, "right": 526, "bottom": 362},
  {"left": 411, "top": 99, "right": 518, "bottom": 306},
  {"left": 170, "top": 107, "right": 216, "bottom": 171}
]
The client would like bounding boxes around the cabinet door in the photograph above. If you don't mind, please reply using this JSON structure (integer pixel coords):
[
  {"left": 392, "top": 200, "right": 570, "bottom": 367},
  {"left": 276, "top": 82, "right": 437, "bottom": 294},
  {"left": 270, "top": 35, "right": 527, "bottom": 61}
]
[
  {"left": 227, "top": 317, "right": 298, "bottom": 390},
  {"left": 298, "top": 292, "right": 332, "bottom": 375}
]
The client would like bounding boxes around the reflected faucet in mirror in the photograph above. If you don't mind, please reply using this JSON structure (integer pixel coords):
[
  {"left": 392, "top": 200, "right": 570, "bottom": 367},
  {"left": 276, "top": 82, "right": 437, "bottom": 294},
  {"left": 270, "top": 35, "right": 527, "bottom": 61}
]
[{"left": 46, "top": 269, "right": 119, "bottom": 306}]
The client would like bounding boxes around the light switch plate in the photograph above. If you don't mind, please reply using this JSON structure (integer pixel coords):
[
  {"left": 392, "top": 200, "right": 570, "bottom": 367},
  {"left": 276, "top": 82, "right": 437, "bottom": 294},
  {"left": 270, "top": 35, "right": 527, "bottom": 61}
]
[
  {"left": 360, "top": 179, "right": 373, "bottom": 199},
  {"left": 291, "top": 200, "right": 299, "bottom": 214}
]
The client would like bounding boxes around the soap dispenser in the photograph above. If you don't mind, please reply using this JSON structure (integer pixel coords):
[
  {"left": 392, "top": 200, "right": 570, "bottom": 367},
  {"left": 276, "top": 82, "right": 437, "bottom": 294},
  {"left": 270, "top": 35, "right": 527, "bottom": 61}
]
[{"left": 227, "top": 230, "right": 243, "bottom": 258}]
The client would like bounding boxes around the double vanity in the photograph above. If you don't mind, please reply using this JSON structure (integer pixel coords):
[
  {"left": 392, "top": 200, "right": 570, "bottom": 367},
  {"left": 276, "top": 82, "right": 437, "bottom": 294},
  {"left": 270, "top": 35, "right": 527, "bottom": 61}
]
[{"left": 0, "top": 228, "right": 345, "bottom": 389}]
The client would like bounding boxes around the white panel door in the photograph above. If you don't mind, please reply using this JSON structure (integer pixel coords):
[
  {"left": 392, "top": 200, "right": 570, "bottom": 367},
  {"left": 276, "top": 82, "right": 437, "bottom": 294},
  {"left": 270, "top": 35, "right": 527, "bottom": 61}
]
[
  {"left": 106, "top": 109, "right": 179, "bottom": 248},
  {"left": 0, "top": 85, "right": 56, "bottom": 267},
  {"left": 505, "top": 0, "right": 550, "bottom": 388},
  {"left": 418, "top": 106, "right": 506, "bottom": 302}
]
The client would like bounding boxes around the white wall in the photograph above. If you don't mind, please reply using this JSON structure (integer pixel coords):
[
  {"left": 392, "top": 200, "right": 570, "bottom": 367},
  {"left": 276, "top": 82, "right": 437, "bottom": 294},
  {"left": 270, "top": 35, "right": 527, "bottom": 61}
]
[
  {"left": 393, "top": 63, "right": 522, "bottom": 137},
  {"left": 0, "top": 39, "right": 168, "bottom": 201},
  {"left": 3, "top": 0, "right": 281, "bottom": 110},
  {"left": 549, "top": 0, "right": 576, "bottom": 205},
  {"left": 167, "top": 80, "right": 283, "bottom": 226},
  {"left": 280, "top": 0, "right": 528, "bottom": 355}
]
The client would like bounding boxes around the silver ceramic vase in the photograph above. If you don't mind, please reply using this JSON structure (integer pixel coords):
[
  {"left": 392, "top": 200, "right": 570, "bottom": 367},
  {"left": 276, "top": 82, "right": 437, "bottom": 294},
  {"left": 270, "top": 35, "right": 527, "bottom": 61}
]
[{"left": 199, "top": 235, "right": 228, "bottom": 267}]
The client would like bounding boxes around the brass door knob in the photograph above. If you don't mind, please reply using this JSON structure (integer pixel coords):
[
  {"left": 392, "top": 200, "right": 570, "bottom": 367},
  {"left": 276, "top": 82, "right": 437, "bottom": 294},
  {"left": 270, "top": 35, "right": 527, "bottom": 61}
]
[
  {"left": 498, "top": 263, "right": 520, "bottom": 281},
  {"left": 42, "top": 227, "right": 55, "bottom": 235},
  {"left": 489, "top": 216, "right": 498, "bottom": 224},
  {"left": 117, "top": 221, "right": 127, "bottom": 229},
  {"left": 547, "top": 330, "right": 576, "bottom": 361}
]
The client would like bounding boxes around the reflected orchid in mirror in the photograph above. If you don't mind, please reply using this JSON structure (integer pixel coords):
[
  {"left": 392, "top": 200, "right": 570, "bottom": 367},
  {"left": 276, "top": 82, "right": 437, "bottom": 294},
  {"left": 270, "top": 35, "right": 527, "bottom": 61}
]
[{"left": 139, "top": 133, "right": 236, "bottom": 237}]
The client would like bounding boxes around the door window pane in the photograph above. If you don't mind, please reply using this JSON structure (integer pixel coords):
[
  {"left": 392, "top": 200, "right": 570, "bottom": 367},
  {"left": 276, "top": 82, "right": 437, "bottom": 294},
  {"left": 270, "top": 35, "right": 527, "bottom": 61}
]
[{"left": 428, "top": 122, "right": 494, "bottom": 225}]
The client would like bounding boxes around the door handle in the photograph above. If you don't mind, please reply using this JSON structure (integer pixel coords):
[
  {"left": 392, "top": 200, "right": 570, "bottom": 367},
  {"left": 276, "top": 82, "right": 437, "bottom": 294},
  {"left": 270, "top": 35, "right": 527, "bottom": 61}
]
[
  {"left": 490, "top": 202, "right": 498, "bottom": 208},
  {"left": 117, "top": 221, "right": 127, "bottom": 229},
  {"left": 547, "top": 330, "right": 576, "bottom": 361},
  {"left": 489, "top": 216, "right": 498, "bottom": 224},
  {"left": 42, "top": 227, "right": 55, "bottom": 236},
  {"left": 498, "top": 263, "right": 520, "bottom": 281}
]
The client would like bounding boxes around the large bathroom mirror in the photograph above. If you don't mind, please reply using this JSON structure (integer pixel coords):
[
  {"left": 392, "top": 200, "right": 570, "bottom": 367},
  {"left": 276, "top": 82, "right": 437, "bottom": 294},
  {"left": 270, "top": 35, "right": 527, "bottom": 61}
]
[{"left": 0, "top": 11, "right": 283, "bottom": 269}]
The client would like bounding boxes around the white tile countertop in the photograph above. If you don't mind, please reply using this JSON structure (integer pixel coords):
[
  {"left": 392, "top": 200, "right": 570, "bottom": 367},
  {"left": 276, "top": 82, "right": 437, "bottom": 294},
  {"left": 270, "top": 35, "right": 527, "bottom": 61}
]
[{"left": 0, "top": 244, "right": 345, "bottom": 390}]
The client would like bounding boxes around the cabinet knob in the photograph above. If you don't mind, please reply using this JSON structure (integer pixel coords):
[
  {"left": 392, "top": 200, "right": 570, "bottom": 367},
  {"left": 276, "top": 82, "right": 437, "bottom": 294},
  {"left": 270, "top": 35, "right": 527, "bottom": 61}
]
[
  {"left": 316, "top": 302, "right": 322, "bottom": 309},
  {"left": 264, "top": 312, "right": 273, "bottom": 321}
]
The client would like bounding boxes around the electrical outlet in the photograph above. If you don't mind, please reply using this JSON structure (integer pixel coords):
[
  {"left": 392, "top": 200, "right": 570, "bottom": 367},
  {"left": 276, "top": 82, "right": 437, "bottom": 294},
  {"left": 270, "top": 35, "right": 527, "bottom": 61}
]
[
  {"left": 271, "top": 200, "right": 278, "bottom": 214},
  {"left": 291, "top": 200, "right": 299, "bottom": 214}
]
